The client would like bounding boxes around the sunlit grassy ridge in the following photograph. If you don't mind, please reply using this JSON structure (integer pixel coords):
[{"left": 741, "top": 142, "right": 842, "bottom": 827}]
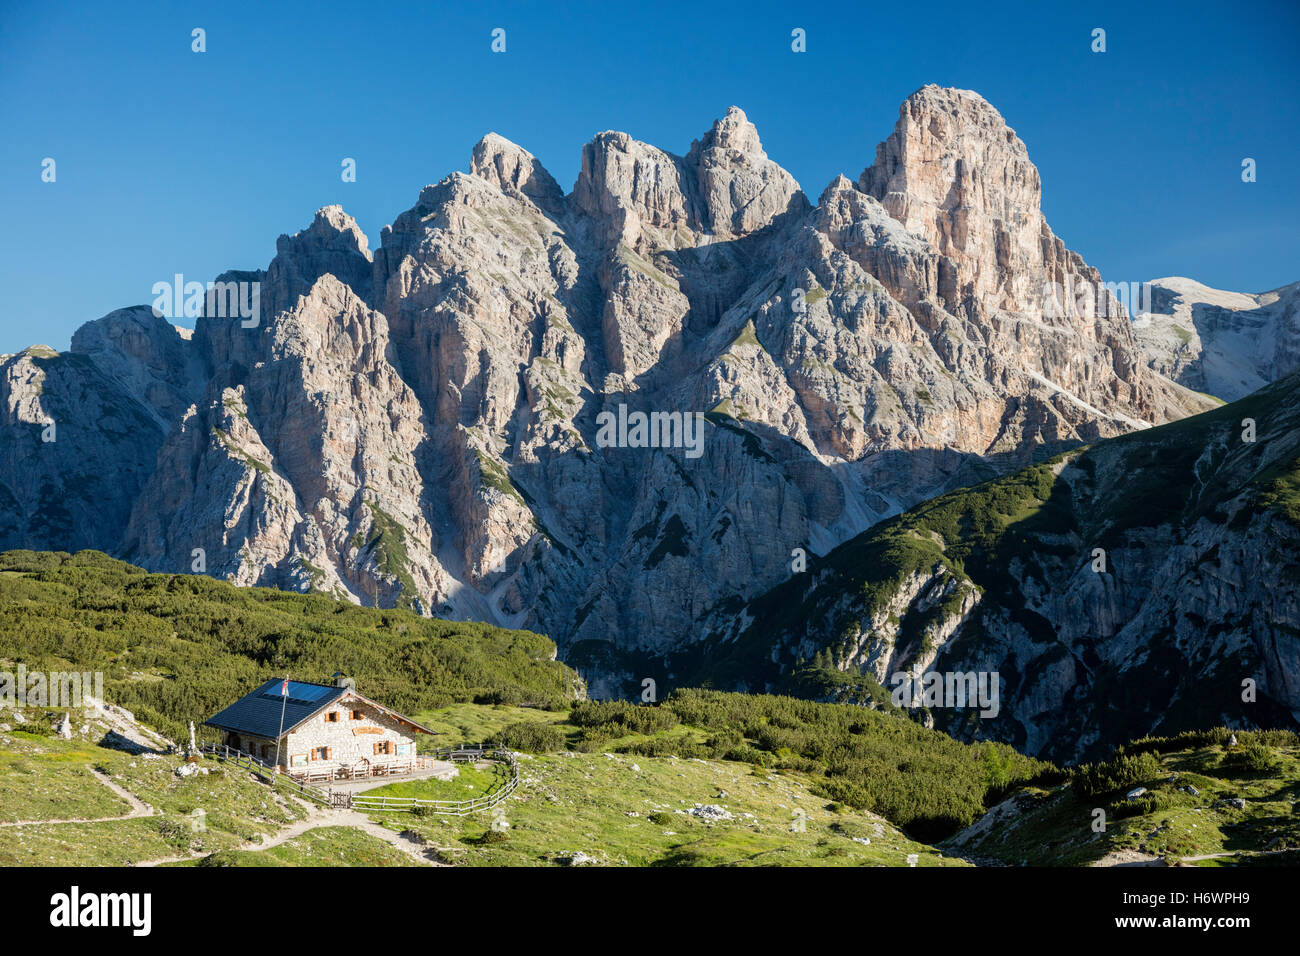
[
  {"left": 0, "top": 730, "right": 308, "bottom": 866},
  {"left": 946, "top": 728, "right": 1300, "bottom": 866},
  {"left": 360, "top": 749, "right": 967, "bottom": 867},
  {"left": 460, "top": 693, "right": 1059, "bottom": 842}
]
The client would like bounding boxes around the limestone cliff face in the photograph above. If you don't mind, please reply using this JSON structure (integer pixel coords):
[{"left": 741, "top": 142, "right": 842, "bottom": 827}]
[
  {"left": 4, "top": 89, "right": 1233, "bottom": 689},
  {"left": 858, "top": 85, "right": 1201, "bottom": 430},
  {"left": 0, "top": 345, "right": 162, "bottom": 553},
  {"left": 69, "top": 306, "right": 205, "bottom": 432},
  {"left": 1133, "top": 276, "right": 1300, "bottom": 402}
]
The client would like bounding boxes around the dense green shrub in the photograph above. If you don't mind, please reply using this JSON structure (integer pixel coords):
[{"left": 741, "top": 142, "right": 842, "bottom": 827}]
[
  {"left": 577, "top": 688, "right": 1055, "bottom": 840},
  {"left": 484, "top": 721, "right": 566, "bottom": 753},
  {"left": 0, "top": 550, "right": 582, "bottom": 742},
  {"left": 1073, "top": 751, "right": 1163, "bottom": 797},
  {"left": 1222, "top": 741, "right": 1282, "bottom": 773},
  {"left": 571, "top": 729, "right": 614, "bottom": 753},
  {"left": 569, "top": 699, "right": 680, "bottom": 735}
]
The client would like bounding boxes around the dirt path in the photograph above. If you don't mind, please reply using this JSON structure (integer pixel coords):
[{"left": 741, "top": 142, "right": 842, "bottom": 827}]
[
  {"left": 0, "top": 768, "right": 154, "bottom": 828},
  {"left": 136, "top": 803, "right": 446, "bottom": 867},
  {"left": 9, "top": 754, "right": 446, "bottom": 867},
  {"left": 1091, "top": 849, "right": 1166, "bottom": 867},
  {"left": 1179, "top": 848, "right": 1291, "bottom": 863}
]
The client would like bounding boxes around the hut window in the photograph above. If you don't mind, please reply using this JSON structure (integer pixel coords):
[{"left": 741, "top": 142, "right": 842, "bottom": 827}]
[
  {"left": 351, "top": 709, "right": 364, "bottom": 720},
  {"left": 326, "top": 711, "right": 339, "bottom": 722}
]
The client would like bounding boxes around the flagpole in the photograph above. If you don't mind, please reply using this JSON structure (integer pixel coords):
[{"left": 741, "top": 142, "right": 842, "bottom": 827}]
[{"left": 273, "top": 676, "right": 289, "bottom": 775}]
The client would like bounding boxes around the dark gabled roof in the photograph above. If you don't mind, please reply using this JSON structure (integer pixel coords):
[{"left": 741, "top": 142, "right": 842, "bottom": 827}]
[
  {"left": 203, "top": 679, "right": 438, "bottom": 739},
  {"left": 204, "top": 679, "right": 348, "bottom": 739}
]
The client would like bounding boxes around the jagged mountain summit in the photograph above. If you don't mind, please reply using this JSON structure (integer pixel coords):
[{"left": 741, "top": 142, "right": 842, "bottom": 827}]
[
  {"left": 1133, "top": 276, "right": 1300, "bottom": 402},
  {"left": 0, "top": 87, "right": 1214, "bottom": 688}
]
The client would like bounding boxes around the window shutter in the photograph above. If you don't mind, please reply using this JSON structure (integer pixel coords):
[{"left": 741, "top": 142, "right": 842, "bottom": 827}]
[{"left": 324, "top": 747, "right": 332, "bottom": 760}]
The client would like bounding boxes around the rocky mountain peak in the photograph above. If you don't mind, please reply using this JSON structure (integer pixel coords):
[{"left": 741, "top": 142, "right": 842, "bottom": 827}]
[
  {"left": 687, "top": 105, "right": 805, "bottom": 238},
  {"left": 282, "top": 205, "right": 372, "bottom": 261},
  {"left": 1133, "top": 276, "right": 1300, "bottom": 401},
  {"left": 573, "top": 107, "right": 805, "bottom": 249},
  {"left": 470, "top": 133, "right": 566, "bottom": 217},
  {"left": 3, "top": 93, "right": 1249, "bottom": 691},
  {"left": 858, "top": 84, "right": 1044, "bottom": 312},
  {"left": 266, "top": 205, "right": 373, "bottom": 314},
  {"left": 693, "top": 105, "right": 764, "bottom": 156},
  {"left": 70, "top": 305, "right": 204, "bottom": 431}
]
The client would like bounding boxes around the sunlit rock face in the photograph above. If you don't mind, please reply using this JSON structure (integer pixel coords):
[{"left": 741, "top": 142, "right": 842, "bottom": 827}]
[{"left": 8, "top": 90, "right": 1220, "bottom": 685}]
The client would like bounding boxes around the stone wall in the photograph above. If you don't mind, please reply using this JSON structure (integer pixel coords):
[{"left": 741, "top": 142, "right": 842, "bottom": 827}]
[{"left": 282, "top": 694, "right": 419, "bottom": 774}]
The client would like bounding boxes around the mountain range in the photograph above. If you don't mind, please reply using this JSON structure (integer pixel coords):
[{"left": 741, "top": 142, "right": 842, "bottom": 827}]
[{"left": 3, "top": 85, "right": 1295, "bottom": 747}]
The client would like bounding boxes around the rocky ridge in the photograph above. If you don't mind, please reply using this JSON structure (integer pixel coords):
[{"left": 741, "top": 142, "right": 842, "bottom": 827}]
[{"left": 0, "top": 87, "right": 1216, "bottom": 688}]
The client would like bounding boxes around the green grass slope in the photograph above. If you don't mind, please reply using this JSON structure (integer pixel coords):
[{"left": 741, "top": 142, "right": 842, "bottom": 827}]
[
  {"left": 361, "top": 749, "right": 965, "bottom": 867},
  {"left": 0, "top": 729, "right": 309, "bottom": 866},
  {"left": 945, "top": 728, "right": 1300, "bottom": 866}
]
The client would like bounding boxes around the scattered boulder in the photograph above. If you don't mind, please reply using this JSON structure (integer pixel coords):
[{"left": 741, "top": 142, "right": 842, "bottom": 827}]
[
  {"left": 1126, "top": 787, "right": 1148, "bottom": 801},
  {"left": 688, "top": 804, "right": 734, "bottom": 821}
]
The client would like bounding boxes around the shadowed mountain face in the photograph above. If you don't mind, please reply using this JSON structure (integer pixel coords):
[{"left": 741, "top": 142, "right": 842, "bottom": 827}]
[
  {"left": 693, "top": 373, "right": 1300, "bottom": 762},
  {"left": 0, "top": 87, "right": 1214, "bottom": 691}
]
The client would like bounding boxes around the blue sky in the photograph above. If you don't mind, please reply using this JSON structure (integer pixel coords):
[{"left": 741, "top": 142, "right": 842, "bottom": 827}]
[{"left": 1, "top": 0, "right": 1296, "bottom": 355}]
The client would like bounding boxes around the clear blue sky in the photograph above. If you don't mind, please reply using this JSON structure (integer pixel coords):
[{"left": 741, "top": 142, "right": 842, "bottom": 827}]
[{"left": 1, "top": 0, "right": 1296, "bottom": 355}]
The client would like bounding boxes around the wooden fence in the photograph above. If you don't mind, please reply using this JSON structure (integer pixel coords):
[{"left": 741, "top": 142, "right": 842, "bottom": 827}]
[
  {"left": 348, "top": 747, "right": 519, "bottom": 816},
  {"left": 198, "top": 743, "right": 518, "bottom": 816},
  {"left": 198, "top": 743, "right": 334, "bottom": 806}
]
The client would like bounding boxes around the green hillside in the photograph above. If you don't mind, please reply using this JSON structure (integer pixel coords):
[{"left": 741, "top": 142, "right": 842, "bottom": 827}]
[
  {"left": 681, "top": 372, "right": 1300, "bottom": 760},
  {"left": 946, "top": 728, "right": 1300, "bottom": 866},
  {"left": 0, "top": 549, "right": 581, "bottom": 742}
]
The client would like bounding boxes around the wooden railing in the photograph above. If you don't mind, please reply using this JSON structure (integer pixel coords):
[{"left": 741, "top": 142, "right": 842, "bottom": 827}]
[
  {"left": 198, "top": 744, "right": 332, "bottom": 806},
  {"left": 348, "top": 746, "right": 519, "bottom": 816},
  {"left": 198, "top": 743, "right": 519, "bottom": 816}
]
